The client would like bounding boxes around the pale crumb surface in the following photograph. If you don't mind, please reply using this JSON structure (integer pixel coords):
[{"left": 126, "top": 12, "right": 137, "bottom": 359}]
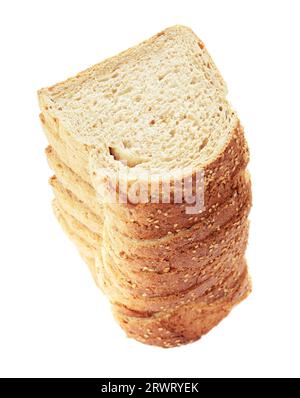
[{"left": 39, "top": 26, "right": 238, "bottom": 184}]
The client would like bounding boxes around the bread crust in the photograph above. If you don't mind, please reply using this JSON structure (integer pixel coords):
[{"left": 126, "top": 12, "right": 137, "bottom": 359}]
[
  {"left": 52, "top": 160, "right": 251, "bottom": 346},
  {"left": 46, "top": 140, "right": 251, "bottom": 241},
  {"left": 49, "top": 172, "right": 251, "bottom": 262},
  {"left": 113, "top": 270, "right": 251, "bottom": 347},
  {"left": 52, "top": 197, "right": 249, "bottom": 314}
]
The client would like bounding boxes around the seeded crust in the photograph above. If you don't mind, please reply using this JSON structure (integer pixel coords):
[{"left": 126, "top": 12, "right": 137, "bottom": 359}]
[
  {"left": 42, "top": 111, "right": 250, "bottom": 239},
  {"left": 53, "top": 200, "right": 249, "bottom": 314},
  {"left": 49, "top": 172, "right": 251, "bottom": 262},
  {"left": 52, "top": 194, "right": 249, "bottom": 313},
  {"left": 46, "top": 139, "right": 250, "bottom": 239},
  {"left": 53, "top": 196, "right": 249, "bottom": 297},
  {"left": 113, "top": 269, "right": 251, "bottom": 348},
  {"left": 97, "top": 229, "right": 249, "bottom": 313},
  {"left": 101, "top": 228, "right": 248, "bottom": 304},
  {"left": 104, "top": 203, "right": 250, "bottom": 272},
  {"left": 49, "top": 172, "right": 250, "bottom": 268},
  {"left": 49, "top": 168, "right": 251, "bottom": 256},
  {"left": 52, "top": 206, "right": 251, "bottom": 348},
  {"left": 60, "top": 197, "right": 250, "bottom": 275},
  {"left": 100, "top": 221, "right": 249, "bottom": 297},
  {"left": 105, "top": 175, "right": 251, "bottom": 243},
  {"left": 48, "top": 160, "right": 251, "bottom": 248},
  {"left": 48, "top": 150, "right": 249, "bottom": 324},
  {"left": 101, "top": 183, "right": 251, "bottom": 261},
  {"left": 98, "top": 240, "right": 249, "bottom": 314},
  {"left": 52, "top": 190, "right": 251, "bottom": 346}
]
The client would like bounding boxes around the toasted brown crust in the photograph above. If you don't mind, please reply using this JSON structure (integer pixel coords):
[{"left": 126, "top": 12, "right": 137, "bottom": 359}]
[
  {"left": 49, "top": 172, "right": 251, "bottom": 272},
  {"left": 113, "top": 270, "right": 251, "bottom": 347},
  {"left": 105, "top": 164, "right": 250, "bottom": 239},
  {"left": 47, "top": 149, "right": 251, "bottom": 250},
  {"left": 51, "top": 161, "right": 251, "bottom": 346},
  {"left": 98, "top": 240, "right": 248, "bottom": 314},
  {"left": 52, "top": 195, "right": 249, "bottom": 314},
  {"left": 45, "top": 138, "right": 250, "bottom": 239},
  {"left": 55, "top": 198, "right": 250, "bottom": 318},
  {"left": 103, "top": 222, "right": 249, "bottom": 297},
  {"left": 52, "top": 192, "right": 250, "bottom": 296},
  {"left": 105, "top": 185, "right": 252, "bottom": 262}
]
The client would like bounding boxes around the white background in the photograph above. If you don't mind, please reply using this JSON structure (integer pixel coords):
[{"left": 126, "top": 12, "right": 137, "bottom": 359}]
[{"left": 0, "top": 0, "right": 299, "bottom": 378}]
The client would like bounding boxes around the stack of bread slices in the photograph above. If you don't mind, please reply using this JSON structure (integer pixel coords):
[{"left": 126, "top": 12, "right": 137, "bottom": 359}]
[{"left": 38, "top": 26, "right": 252, "bottom": 348}]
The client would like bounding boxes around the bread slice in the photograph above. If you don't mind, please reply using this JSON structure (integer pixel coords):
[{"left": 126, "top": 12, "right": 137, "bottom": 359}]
[{"left": 38, "top": 25, "right": 247, "bottom": 201}]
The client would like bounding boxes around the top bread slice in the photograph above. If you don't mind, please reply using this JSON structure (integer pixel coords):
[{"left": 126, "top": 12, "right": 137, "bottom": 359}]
[{"left": 38, "top": 25, "right": 247, "bottom": 206}]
